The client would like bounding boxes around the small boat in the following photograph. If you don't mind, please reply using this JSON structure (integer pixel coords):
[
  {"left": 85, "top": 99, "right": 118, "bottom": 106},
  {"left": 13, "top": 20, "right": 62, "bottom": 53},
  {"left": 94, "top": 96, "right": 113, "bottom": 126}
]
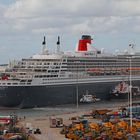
[
  {"left": 80, "top": 92, "right": 100, "bottom": 103},
  {"left": 110, "top": 81, "right": 140, "bottom": 99}
]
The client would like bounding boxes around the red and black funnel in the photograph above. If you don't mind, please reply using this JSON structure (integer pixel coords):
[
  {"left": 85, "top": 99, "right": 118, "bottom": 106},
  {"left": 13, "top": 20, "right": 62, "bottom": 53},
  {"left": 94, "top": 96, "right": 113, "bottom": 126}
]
[{"left": 77, "top": 35, "right": 93, "bottom": 51}]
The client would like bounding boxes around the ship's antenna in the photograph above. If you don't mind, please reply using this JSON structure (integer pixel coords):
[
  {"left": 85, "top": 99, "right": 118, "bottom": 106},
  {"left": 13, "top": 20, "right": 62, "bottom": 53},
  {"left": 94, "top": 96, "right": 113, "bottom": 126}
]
[
  {"left": 56, "top": 36, "right": 60, "bottom": 53},
  {"left": 42, "top": 36, "right": 48, "bottom": 54},
  {"left": 42, "top": 36, "right": 46, "bottom": 45}
]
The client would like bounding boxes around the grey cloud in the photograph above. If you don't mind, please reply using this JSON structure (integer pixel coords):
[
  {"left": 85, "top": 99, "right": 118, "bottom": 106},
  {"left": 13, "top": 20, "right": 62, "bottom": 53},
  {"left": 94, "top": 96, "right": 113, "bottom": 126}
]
[
  {"left": 4, "top": 0, "right": 111, "bottom": 18},
  {"left": 5, "top": 0, "right": 140, "bottom": 18},
  {"left": 1, "top": 0, "right": 140, "bottom": 37},
  {"left": 1, "top": 0, "right": 140, "bottom": 63}
]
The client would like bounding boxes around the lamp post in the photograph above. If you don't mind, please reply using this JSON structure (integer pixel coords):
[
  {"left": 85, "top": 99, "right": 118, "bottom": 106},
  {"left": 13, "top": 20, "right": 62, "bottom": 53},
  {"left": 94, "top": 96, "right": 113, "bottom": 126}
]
[
  {"left": 76, "top": 61, "right": 79, "bottom": 109},
  {"left": 76, "top": 83, "right": 79, "bottom": 109},
  {"left": 128, "top": 43, "right": 135, "bottom": 130},
  {"left": 129, "top": 57, "right": 133, "bottom": 129}
]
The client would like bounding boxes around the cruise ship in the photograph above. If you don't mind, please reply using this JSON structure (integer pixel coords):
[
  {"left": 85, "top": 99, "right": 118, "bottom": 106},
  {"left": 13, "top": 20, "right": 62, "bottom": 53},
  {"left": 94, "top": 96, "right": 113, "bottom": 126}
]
[{"left": 0, "top": 35, "right": 140, "bottom": 108}]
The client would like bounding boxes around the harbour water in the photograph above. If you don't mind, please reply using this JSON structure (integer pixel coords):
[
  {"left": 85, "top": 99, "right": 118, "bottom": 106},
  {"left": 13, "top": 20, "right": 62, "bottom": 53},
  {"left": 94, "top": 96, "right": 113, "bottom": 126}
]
[{"left": 0, "top": 100, "right": 128, "bottom": 118}]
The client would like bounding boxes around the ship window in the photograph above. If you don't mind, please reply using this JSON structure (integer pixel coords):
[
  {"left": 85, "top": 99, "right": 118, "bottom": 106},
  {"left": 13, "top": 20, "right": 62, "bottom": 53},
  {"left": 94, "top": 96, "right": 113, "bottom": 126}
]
[
  {"left": 43, "top": 69, "right": 47, "bottom": 72},
  {"left": 7, "top": 83, "right": 11, "bottom": 85},
  {"left": 55, "top": 66, "right": 60, "bottom": 69},
  {"left": 21, "top": 62, "right": 26, "bottom": 65},
  {"left": 2, "top": 83, "right": 6, "bottom": 85},
  {"left": 13, "top": 83, "right": 18, "bottom": 85},
  {"left": 44, "top": 66, "right": 49, "bottom": 68},
  {"left": 20, "top": 83, "right": 25, "bottom": 85},
  {"left": 20, "top": 80, "right": 26, "bottom": 82}
]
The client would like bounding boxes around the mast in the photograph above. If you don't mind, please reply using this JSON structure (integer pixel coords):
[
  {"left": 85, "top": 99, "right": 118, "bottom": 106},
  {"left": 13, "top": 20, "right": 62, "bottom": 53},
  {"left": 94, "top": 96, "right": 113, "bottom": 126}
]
[
  {"left": 56, "top": 36, "right": 60, "bottom": 53},
  {"left": 42, "top": 36, "right": 48, "bottom": 54}
]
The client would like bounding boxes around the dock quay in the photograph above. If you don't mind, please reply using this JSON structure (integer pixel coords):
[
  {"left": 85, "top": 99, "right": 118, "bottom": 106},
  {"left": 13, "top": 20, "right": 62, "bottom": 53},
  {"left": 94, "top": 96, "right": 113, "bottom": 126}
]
[
  {"left": 19, "top": 102, "right": 139, "bottom": 140},
  {"left": 1, "top": 100, "right": 140, "bottom": 139}
]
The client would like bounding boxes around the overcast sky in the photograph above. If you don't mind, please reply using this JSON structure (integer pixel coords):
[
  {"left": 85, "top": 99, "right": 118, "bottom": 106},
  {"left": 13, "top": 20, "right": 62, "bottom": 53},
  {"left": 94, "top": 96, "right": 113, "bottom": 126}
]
[{"left": 0, "top": 0, "right": 140, "bottom": 63}]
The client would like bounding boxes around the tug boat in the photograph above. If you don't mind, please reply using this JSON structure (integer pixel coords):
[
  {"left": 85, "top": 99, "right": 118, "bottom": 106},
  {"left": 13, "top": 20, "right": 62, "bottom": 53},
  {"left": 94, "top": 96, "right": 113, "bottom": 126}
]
[
  {"left": 110, "top": 81, "right": 140, "bottom": 99},
  {"left": 80, "top": 91, "right": 100, "bottom": 103}
]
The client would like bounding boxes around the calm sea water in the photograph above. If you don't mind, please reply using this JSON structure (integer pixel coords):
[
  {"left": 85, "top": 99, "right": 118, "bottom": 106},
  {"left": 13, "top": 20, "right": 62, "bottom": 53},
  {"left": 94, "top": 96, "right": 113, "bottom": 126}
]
[{"left": 0, "top": 100, "right": 127, "bottom": 118}]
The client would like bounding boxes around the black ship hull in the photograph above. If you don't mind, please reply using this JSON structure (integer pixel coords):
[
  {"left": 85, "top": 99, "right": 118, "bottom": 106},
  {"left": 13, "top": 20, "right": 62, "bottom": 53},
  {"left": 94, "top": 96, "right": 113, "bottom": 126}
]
[
  {"left": 0, "top": 80, "right": 140, "bottom": 108},
  {"left": 110, "top": 91, "right": 140, "bottom": 100},
  {"left": 110, "top": 92, "right": 129, "bottom": 99}
]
